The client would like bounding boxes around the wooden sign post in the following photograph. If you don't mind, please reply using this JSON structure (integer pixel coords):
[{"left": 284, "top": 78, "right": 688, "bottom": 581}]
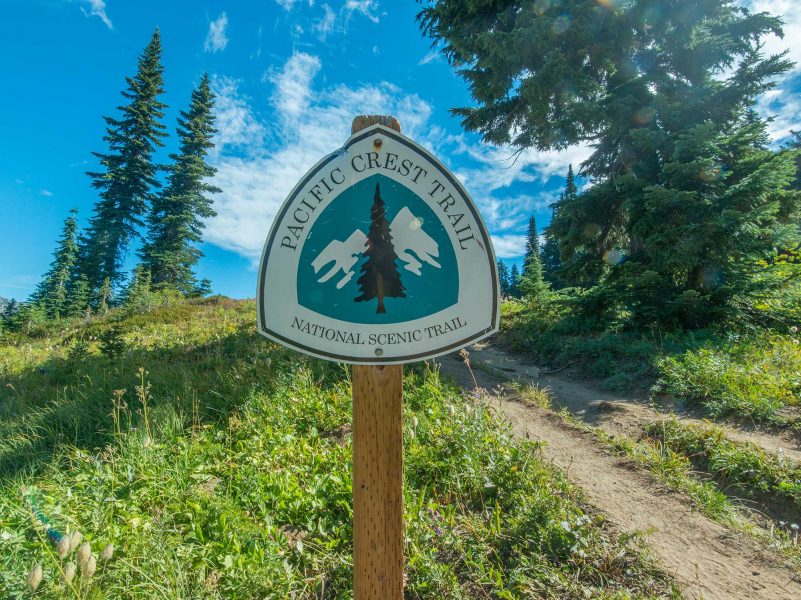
[
  {"left": 257, "top": 114, "right": 498, "bottom": 598},
  {"left": 350, "top": 116, "right": 405, "bottom": 600}
]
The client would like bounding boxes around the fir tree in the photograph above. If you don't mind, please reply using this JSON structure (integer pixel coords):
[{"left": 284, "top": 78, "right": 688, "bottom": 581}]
[
  {"left": 66, "top": 275, "right": 92, "bottom": 318},
  {"left": 496, "top": 259, "right": 511, "bottom": 297},
  {"left": 542, "top": 165, "right": 576, "bottom": 287},
  {"left": 79, "top": 30, "right": 168, "bottom": 291},
  {"left": 354, "top": 182, "right": 405, "bottom": 313},
  {"left": 30, "top": 208, "right": 79, "bottom": 319},
  {"left": 140, "top": 74, "right": 219, "bottom": 295},
  {"left": 518, "top": 215, "right": 547, "bottom": 298},
  {"left": 509, "top": 264, "right": 521, "bottom": 298},
  {"left": 121, "top": 266, "right": 154, "bottom": 311},
  {"left": 97, "top": 277, "right": 113, "bottom": 315},
  {"left": 421, "top": 1, "right": 798, "bottom": 326}
]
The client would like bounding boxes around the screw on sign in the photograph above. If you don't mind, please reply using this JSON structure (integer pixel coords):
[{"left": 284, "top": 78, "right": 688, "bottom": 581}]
[{"left": 257, "top": 115, "right": 499, "bottom": 598}]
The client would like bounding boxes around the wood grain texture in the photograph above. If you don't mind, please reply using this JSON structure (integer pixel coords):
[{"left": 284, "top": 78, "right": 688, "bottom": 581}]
[
  {"left": 352, "top": 364, "right": 404, "bottom": 599},
  {"left": 351, "top": 114, "right": 401, "bottom": 134},
  {"left": 350, "top": 115, "right": 404, "bottom": 600}
]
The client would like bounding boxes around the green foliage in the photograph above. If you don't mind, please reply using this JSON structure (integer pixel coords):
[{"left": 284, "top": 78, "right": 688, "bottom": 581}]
[
  {"left": 140, "top": 74, "right": 219, "bottom": 296},
  {"left": 645, "top": 419, "right": 801, "bottom": 510},
  {"left": 542, "top": 165, "right": 575, "bottom": 288},
  {"left": 65, "top": 274, "right": 92, "bottom": 319},
  {"left": 79, "top": 30, "right": 168, "bottom": 290},
  {"left": 496, "top": 259, "right": 511, "bottom": 297},
  {"left": 420, "top": 1, "right": 800, "bottom": 328},
  {"left": 509, "top": 263, "right": 521, "bottom": 298},
  {"left": 30, "top": 208, "right": 79, "bottom": 319},
  {"left": 0, "top": 299, "right": 679, "bottom": 598},
  {"left": 655, "top": 334, "right": 801, "bottom": 422},
  {"left": 518, "top": 215, "right": 548, "bottom": 298}
]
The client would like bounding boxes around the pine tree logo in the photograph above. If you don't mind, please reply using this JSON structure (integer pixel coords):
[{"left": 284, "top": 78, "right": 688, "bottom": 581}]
[{"left": 354, "top": 182, "right": 406, "bottom": 313}]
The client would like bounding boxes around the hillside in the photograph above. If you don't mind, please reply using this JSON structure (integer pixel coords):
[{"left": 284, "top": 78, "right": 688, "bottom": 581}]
[{"left": 0, "top": 297, "right": 679, "bottom": 598}]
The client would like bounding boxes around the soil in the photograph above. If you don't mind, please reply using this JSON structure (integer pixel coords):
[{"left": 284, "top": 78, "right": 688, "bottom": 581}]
[{"left": 435, "top": 345, "right": 801, "bottom": 600}]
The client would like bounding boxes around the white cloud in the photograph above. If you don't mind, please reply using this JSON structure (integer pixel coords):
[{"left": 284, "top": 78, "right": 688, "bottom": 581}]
[
  {"left": 418, "top": 51, "right": 440, "bottom": 66},
  {"left": 206, "top": 55, "right": 435, "bottom": 263},
  {"left": 344, "top": 0, "right": 380, "bottom": 23},
  {"left": 491, "top": 234, "right": 527, "bottom": 259},
  {"left": 209, "top": 76, "right": 266, "bottom": 153},
  {"left": 275, "top": 0, "right": 314, "bottom": 10},
  {"left": 80, "top": 0, "right": 112, "bottom": 29},
  {"left": 204, "top": 13, "right": 229, "bottom": 53},
  {"left": 269, "top": 53, "right": 322, "bottom": 125},
  {"left": 741, "top": 0, "right": 801, "bottom": 141},
  {"left": 313, "top": 4, "right": 337, "bottom": 39},
  {"left": 40, "top": 189, "right": 54, "bottom": 197}
]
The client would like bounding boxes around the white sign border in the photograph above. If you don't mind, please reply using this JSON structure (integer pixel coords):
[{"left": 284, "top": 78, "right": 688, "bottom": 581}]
[{"left": 257, "top": 124, "right": 499, "bottom": 364}]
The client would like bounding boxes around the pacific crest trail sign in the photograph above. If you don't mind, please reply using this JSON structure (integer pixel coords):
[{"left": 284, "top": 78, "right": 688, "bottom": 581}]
[
  {"left": 257, "top": 118, "right": 499, "bottom": 364},
  {"left": 258, "top": 115, "right": 498, "bottom": 599}
]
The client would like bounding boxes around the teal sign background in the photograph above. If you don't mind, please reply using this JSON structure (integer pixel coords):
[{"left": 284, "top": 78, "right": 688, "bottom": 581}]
[{"left": 298, "top": 174, "right": 459, "bottom": 323}]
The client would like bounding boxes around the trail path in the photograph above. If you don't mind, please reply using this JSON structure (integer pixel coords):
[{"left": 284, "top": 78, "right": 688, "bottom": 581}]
[
  {"left": 435, "top": 346, "right": 801, "bottom": 600},
  {"left": 464, "top": 344, "right": 801, "bottom": 463}
]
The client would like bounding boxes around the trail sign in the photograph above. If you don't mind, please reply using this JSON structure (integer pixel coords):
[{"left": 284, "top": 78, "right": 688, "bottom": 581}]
[{"left": 257, "top": 120, "right": 499, "bottom": 364}]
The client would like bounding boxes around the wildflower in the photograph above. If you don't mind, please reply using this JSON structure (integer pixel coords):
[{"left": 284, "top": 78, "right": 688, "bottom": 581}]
[
  {"left": 408, "top": 429, "right": 416, "bottom": 440},
  {"left": 446, "top": 404, "right": 456, "bottom": 417},
  {"left": 791, "top": 326, "right": 798, "bottom": 333},
  {"left": 77, "top": 542, "right": 92, "bottom": 568},
  {"left": 56, "top": 535, "right": 70, "bottom": 559},
  {"left": 792, "top": 524, "right": 799, "bottom": 546},
  {"left": 62, "top": 562, "right": 76, "bottom": 585},
  {"left": 27, "top": 563, "right": 43, "bottom": 592},
  {"left": 69, "top": 531, "right": 82, "bottom": 552},
  {"left": 411, "top": 416, "right": 419, "bottom": 428},
  {"left": 81, "top": 554, "right": 97, "bottom": 579},
  {"left": 560, "top": 520, "right": 572, "bottom": 533},
  {"left": 100, "top": 543, "right": 114, "bottom": 562}
]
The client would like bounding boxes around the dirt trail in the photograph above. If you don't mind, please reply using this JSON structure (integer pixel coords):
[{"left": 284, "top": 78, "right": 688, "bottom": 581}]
[
  {"left": 466, "top": 343, "right": 801, "bottom": 463},
  {"left": 435, "top": 349, "right": 801, "bottom": 600}
]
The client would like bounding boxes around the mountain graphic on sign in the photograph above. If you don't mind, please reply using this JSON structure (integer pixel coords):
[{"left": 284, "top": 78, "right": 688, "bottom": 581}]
[{"left": 311, "top": 198, "right": 442, "bottom": 295}]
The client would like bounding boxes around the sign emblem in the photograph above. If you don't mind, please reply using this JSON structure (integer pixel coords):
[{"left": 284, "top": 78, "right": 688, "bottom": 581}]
[{"left": 258, "top": 124, "right": 499, "bottom": 363}]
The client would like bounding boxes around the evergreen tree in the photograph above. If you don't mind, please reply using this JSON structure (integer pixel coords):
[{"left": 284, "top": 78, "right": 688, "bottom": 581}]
[
  {"left": 518, "top": 215, "right": 547, "bottom": 298},
  {"left": 79, "top": 30, "right": 167, "bottom": 291},
  {"left": 140, "top": 74, "right": 219, "bottom": 295},
  {"left": 97, "top": 277, "right": 113, "bottom": 315},
  {"left": 421, "top": 1, "right": 799, "bottom": 327},
  {"left": 542, "top": 165, "right": 576, "bottom": 287},
  {"left": 30, "top": 209, "right": 79, "bottom": 319},
  {"left": 496, "top": 259, "right": 511, "bottom": 297},
  {"left": 66, "top": 275, "right": 92, "bottom": 318},
  {"left": 509, "top": 264, "right": 521, "bottom": 298},
  {"left": 354, "top": 182, "right": 405, "bottom": 313},
  {"left": 121, "top": 265, "right": 154, "bottom": 311}
]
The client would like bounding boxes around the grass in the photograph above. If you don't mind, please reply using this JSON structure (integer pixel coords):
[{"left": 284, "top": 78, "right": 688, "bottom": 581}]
[
  {"left": 500, "top": 297, "right": 801, "bottom": 424},
  {"left": 654, "top": 336, "right": 801, "bottom": 423},
  {"left": 644, "top": 419, "right": 801, "bottom": 513},
  {"left": 0, "top": 298, "right": 680, "bottom": 599}
]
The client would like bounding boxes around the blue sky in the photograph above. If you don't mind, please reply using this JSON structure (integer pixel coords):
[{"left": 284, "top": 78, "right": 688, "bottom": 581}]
[{"left": 1, "top": 0, "right": 799, "bottom": 300}]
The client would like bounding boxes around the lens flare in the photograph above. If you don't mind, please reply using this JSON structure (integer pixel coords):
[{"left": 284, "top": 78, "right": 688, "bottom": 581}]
[
  {"left": 552, "top": 14, "right": 571, "bottom": 34},
  {"left": 604, "top": 249, "right": 625, "bottom": 265}
]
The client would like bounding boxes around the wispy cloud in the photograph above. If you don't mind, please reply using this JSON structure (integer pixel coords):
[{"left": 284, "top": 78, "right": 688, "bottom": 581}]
[
  {"left": 269, "top": 53, "right": 322, "bottom": 125},
  {"left": 275, "top": 0, "right": 313, "bottom": 10},
  {"left": 313, "top": 4, "right": 337, "bottom": 40},
  {"left": 209, "top": 76, "right": 266, "bottom": 154},
  {"left": 418, "top": 50, "right": 440, "bottom": 66},
  {"left": 742, "top": 0, "right": 801, "bottom": 141},
  {"left": 204, "top": 12, "right": 229, "bottom": 53},
  {"left": 207, "top": 54, "right": 432, "bottom": 263},
  {"left": 344, "top": 0, "right": 380, "bottom": 24},
  {"left": 40, "top": 189, "right": 54, "bottom": 197},
  {"left": 80, "top": 0, "right": 112, "bottom": 29},
  {"left": 491, "top": 234, "right": 527, "bottom": 259}
]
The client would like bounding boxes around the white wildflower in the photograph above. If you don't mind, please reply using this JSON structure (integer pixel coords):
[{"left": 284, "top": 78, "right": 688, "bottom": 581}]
[{"left": 27, "top": 563, "right": 43, "bottom": 591}]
